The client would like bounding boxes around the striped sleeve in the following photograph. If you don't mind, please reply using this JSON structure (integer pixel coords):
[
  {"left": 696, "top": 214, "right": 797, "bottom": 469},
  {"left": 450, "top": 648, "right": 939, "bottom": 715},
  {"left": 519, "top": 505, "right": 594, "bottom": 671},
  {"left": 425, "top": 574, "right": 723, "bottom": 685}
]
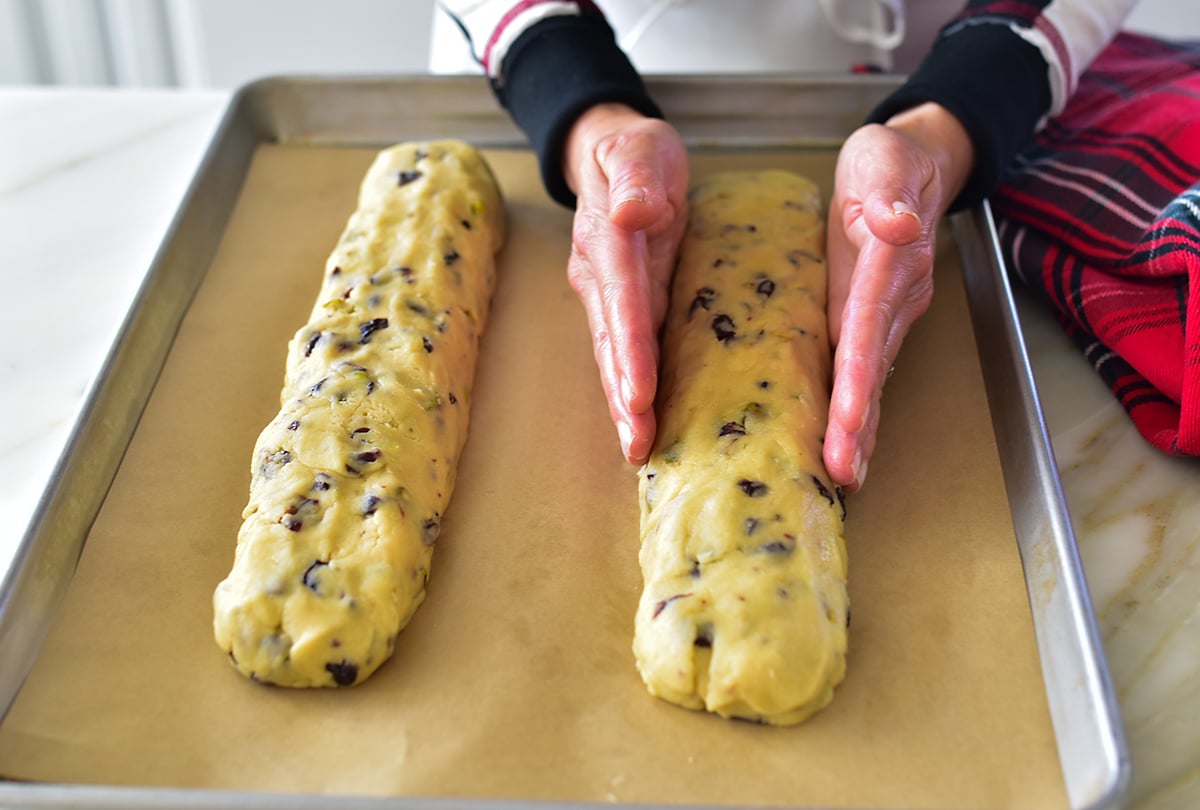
[
  {"left": 868, "top": 0, "right": 1139, "bottom": 212},
  {"left": 436, "top": 1, "right": 662, "bottom": 207}
]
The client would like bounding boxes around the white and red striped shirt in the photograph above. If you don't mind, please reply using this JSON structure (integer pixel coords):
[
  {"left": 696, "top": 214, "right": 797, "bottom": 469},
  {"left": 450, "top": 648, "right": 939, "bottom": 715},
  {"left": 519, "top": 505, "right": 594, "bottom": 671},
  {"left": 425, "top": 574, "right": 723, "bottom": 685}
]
[{"left": 434, "top": 0, "right": 1142, "bottom": 208}]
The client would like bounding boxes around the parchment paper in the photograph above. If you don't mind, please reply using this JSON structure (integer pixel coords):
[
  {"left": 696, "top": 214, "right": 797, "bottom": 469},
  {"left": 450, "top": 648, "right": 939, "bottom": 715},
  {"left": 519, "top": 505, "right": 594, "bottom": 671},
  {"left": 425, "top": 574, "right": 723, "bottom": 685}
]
[{"left": 0, "top": 145, "right": 1067, "bottom": 809}]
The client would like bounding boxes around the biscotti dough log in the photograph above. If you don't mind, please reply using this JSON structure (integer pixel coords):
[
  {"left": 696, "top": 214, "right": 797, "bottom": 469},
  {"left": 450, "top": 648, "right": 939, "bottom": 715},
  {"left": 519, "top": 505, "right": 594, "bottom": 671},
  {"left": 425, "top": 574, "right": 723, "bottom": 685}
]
[
  {"left": 634, "top": 170, "right": 848, "bottom": 725},
  {"left": 213, "top": 140, "right": 505, "bottom": 687}
]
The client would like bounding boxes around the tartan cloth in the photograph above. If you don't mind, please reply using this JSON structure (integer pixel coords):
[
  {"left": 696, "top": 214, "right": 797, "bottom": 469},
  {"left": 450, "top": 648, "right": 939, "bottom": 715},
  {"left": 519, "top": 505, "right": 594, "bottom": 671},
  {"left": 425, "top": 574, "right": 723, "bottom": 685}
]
[{"left": 992, "top": 32, "right": 1200, "bottom": 456}]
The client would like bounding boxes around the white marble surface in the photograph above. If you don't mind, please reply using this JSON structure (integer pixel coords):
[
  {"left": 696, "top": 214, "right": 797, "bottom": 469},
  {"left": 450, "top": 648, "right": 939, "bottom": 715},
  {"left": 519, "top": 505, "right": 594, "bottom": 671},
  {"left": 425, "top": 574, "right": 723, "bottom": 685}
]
[
  {"left": 0, "top": 87, "right": 1196, "bottom": 809},
  {"left": 1016, "top": 290, "right": 1200, "bottom": 810},
  {"left": 0, "top": 88, "right": 227, "bottom": 568}
]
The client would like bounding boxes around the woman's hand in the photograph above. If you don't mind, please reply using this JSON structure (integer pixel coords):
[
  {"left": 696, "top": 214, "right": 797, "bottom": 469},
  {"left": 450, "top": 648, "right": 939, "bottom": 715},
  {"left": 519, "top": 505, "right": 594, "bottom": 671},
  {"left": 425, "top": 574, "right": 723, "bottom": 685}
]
[
  {"left": 824, "top": 102, "right": 975, "bottom": 492},
  {"left": 562, "top": 103, "right": 690, "bottom": 465}
]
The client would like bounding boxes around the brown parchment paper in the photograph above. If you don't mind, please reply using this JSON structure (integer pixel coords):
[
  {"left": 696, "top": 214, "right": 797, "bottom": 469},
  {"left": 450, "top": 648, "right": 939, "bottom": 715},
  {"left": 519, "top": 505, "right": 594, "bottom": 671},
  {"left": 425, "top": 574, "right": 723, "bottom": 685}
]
[{"left": 0, "top": 145, "right": 1067, "bottom": 809}]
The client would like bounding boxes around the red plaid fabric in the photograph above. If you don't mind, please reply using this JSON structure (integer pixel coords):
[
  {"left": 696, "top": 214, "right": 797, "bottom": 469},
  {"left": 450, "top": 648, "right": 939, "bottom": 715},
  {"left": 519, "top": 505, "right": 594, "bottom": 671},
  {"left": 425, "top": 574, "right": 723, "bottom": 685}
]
[{"left": 992, "top": 32, "right": 1200, "bottom": 456}]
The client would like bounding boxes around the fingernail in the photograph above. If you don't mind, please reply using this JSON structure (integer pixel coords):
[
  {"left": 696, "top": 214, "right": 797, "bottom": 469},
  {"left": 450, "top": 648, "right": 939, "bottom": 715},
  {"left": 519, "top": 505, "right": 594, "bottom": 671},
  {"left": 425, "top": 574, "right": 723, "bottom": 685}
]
[
  {"left": 892, "top": 200, "right": 921, "bottom": 223},
  {"left": 852, "top": 445, "right": 868, "bottom": 489},
  {"left": 613, "top": 188, "right": 648, "bottom": 211},
  {"left": 617, "top": 420, "right": 633, "bottom": 459}
]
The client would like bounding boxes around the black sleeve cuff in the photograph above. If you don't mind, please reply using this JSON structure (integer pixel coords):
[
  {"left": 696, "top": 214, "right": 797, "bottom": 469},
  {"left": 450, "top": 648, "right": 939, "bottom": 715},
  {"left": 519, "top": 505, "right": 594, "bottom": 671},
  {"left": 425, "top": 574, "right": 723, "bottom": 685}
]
[
  {"left": 493, "top": 11, "right": 663, "bottom": 208},
  {"left": 866, "top": 23, "right": 1052, "bottom": 212}
]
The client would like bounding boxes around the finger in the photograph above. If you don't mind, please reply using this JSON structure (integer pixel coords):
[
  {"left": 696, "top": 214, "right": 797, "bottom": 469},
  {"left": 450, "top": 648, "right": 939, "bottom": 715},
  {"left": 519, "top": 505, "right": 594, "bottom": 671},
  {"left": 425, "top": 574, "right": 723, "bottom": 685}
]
[
  {"left": 828, "top": 145, "right": 926, "bottom": 344},
  {"left": 597, "top": 228, "right": 660, "bottom": 419},
  {"left": 596, "top": 308, "right": 658, "bottom": 466},
  {"left": 575, "top": 140, "right": 662, "bottom": 410},
  {"left": 570, "top": 248, "right": 642, "bottom": 461},
  {"left": 595, "top": 315, "right": 656, "bottom": 466},
  {"left": 823, "top": 416, "right": 858, "bottom": 491},
  {"left": 624, "top": 400, "right": 658, "bottom": 465},
  {"left": 568, "top": 217, "right": 659, "bottom": 463},
  {"left": 826, "top": 197, "right": 855, "bottom": 348},
  {"left": 833, "top": 238, "right": 899, "bottom": 410},
  {"left": 610, "top": 175, "right": 664, "bottom": 233},
  {"left": 828, "top": 197, "right": 920, "bottom": 350},
  {"left": 825, "top": 392, "right": 882, "bottom": 493},
  {"left": 862, "top": 192, "right": 925, "bottom": 246},
  {"left": 841, "top": 131, "right": 930, "bottom": 247},
  {"left": 824, "top": 237, "right": 922, "bottom": 489},
  {"left": 595, "top": 131, "right": 675, "bottom": 233}
]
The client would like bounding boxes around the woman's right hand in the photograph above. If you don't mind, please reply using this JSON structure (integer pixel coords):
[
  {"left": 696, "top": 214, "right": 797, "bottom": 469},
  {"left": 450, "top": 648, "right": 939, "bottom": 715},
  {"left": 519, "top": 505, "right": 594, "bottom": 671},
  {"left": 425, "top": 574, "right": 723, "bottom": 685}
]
[
  {"left": 562, "top": 103, "right": 690, "bottom": 465},
  {"left": 823, "top": 102, "right": 976, "bottom": 492}
]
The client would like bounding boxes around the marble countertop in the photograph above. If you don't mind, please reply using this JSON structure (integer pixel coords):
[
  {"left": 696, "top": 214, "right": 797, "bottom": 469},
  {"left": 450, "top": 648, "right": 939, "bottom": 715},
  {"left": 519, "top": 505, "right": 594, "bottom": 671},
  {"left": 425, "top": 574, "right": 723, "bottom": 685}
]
[{"left": 0, "top": 87, "right": 1196, "bottom": 809}]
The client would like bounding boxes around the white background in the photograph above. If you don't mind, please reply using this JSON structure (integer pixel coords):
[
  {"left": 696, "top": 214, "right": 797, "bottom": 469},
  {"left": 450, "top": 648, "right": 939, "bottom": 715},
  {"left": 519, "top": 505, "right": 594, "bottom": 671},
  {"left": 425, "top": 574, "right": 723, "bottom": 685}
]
[{"left": 0, "top": 0, "right": 1197, "bottom": 88}]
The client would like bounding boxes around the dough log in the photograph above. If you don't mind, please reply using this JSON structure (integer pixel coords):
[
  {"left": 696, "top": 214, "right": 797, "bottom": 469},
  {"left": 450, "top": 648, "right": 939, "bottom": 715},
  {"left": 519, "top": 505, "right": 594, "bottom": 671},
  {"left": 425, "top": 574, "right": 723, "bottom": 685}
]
[
  {"left": 634, "top": 170, "right": 848, "bottom": 725},
  {"left": 213, "top": 140, "right": 505, "bottom": 687}
]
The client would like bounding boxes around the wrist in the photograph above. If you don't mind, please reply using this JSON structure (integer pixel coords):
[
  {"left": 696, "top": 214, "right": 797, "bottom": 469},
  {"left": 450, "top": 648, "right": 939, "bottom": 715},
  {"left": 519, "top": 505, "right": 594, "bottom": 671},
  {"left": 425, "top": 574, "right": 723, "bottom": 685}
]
[{"left": 884, "top": 102, "right": 976, "bottom": 216}]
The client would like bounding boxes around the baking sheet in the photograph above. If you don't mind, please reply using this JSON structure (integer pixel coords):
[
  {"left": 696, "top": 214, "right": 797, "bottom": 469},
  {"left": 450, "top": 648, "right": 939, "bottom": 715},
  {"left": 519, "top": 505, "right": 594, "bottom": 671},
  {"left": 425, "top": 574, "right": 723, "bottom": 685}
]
[
  {"left": 0, "top": 77, "right": 1123, "bottom": 810},
  {"left": 0, "top": 140, "right": 1065, "bottom": 808}
]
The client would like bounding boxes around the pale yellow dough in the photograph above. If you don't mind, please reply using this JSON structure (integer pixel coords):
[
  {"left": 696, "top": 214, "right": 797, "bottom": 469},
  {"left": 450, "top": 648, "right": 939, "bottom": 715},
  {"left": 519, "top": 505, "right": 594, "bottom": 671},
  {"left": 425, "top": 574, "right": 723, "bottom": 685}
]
[
  {"left": 213, "top": 141, "right": 505, "bottom": 687},
  {"left": 634, "top": 170, "right": 849, "bottom": 725}
]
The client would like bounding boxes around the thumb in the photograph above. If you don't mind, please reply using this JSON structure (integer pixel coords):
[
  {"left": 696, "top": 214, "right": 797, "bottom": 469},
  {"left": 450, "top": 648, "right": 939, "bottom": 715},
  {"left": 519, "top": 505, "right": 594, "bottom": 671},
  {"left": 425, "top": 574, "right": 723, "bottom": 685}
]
[
  {"left": 860, "top": 191, "right": 925, "bottom": 247},
  {"left": 595, "top": 133, "right": 672, "bottom": 232}
]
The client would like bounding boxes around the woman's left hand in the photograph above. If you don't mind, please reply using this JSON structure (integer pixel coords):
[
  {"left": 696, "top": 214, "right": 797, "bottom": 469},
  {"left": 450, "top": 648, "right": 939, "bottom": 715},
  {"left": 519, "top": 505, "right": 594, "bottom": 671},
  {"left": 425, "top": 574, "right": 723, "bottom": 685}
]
[{"left": 562, "top": 103, "right": 690, "bottom": 465}]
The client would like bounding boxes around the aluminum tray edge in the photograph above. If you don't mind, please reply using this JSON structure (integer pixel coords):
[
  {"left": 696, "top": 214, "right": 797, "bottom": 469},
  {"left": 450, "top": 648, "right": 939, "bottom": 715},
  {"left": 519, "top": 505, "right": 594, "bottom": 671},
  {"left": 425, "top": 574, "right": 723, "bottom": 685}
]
[
  {"left": 0, "top": 75, "right": 1128, "bottom": 810},
  {"left": 952, "top": 205, "right": 1131, "bottom": 810}
]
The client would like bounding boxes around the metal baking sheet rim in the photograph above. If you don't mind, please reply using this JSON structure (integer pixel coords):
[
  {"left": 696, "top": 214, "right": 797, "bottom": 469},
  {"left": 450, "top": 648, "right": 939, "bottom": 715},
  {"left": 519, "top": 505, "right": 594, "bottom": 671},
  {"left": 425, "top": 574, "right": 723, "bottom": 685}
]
[{"left": 0, "top": 75, "right": 1131, "bottom": 810}]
